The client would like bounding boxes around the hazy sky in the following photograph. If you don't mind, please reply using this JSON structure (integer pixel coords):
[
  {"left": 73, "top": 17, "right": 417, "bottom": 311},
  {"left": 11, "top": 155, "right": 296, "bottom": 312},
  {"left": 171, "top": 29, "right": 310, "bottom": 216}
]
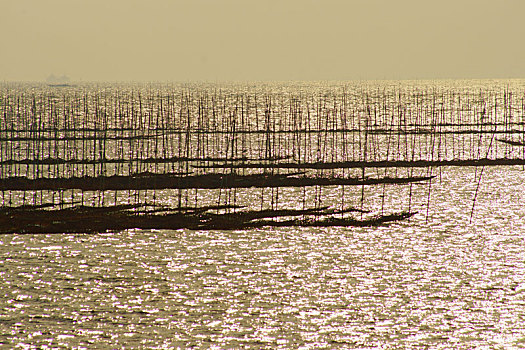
[{"left": 1, "top": 0, "right": 524, "bottom": 82}]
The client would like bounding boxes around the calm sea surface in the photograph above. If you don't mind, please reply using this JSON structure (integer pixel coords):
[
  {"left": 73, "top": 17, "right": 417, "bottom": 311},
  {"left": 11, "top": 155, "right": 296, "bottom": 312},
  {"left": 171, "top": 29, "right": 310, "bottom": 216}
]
[
  {"left": 2, "top": 166, "right": 525, "bottom": 348},
  {"left": 1, "top": 81, "right": 525, "bottom": 348}
]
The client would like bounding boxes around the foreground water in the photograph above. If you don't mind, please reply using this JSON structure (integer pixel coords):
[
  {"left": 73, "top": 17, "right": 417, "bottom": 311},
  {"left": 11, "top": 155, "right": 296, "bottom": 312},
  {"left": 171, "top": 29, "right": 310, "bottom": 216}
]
[{"left": 1, "top": 166, "right": 525, "bottom": 349}]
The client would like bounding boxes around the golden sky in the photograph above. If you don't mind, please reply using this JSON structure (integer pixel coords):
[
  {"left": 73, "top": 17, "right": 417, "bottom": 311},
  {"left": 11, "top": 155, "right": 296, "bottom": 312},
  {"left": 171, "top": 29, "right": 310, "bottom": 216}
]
[{"left": 1, "top": 0, "right": 524, "bottom": 81}]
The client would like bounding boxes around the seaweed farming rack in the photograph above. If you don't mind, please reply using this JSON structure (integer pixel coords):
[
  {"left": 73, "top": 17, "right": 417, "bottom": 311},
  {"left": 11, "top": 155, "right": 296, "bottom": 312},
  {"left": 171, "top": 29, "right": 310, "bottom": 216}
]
[{"left": 1, "top": 81, "right": 524, "bottom": 233}]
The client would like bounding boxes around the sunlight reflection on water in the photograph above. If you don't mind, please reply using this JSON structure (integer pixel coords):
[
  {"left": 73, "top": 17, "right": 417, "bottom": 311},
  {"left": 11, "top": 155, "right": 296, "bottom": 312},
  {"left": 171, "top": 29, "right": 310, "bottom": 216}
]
[
  {"left": 1, "top": 167, "right": 525, "bottom": 348},
  {"left": 2, "top": 80, "right": 525, "bottom": 348}
]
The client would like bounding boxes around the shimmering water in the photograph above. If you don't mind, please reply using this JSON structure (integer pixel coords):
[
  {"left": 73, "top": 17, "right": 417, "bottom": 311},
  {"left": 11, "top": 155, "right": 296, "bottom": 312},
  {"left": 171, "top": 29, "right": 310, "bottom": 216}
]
[{"left": 2, "top": 165, "right": 525, "bottom": 348}]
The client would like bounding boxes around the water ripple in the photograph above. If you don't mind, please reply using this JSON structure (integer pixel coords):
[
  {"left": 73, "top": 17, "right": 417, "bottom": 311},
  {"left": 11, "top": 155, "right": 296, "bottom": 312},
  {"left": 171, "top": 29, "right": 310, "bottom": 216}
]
[{"left": 2, "top": 167, "right": 525, "bottom": 348}]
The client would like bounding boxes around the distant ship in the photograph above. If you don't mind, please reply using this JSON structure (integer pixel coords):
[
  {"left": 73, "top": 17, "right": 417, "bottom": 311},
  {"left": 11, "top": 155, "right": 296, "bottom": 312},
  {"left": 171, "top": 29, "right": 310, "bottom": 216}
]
[{"left": 48, "top": 83, "right": 71, "bottom": 87}]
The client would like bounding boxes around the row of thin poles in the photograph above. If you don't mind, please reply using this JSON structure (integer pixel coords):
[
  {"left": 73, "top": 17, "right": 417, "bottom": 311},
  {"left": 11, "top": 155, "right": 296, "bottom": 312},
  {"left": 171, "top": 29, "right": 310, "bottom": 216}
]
[
  {"left": 1, "top": 82, "right": 524, "bottom": 215},
  {"left": 2, "top": 84, "right": 523, "bottom": 170}
]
